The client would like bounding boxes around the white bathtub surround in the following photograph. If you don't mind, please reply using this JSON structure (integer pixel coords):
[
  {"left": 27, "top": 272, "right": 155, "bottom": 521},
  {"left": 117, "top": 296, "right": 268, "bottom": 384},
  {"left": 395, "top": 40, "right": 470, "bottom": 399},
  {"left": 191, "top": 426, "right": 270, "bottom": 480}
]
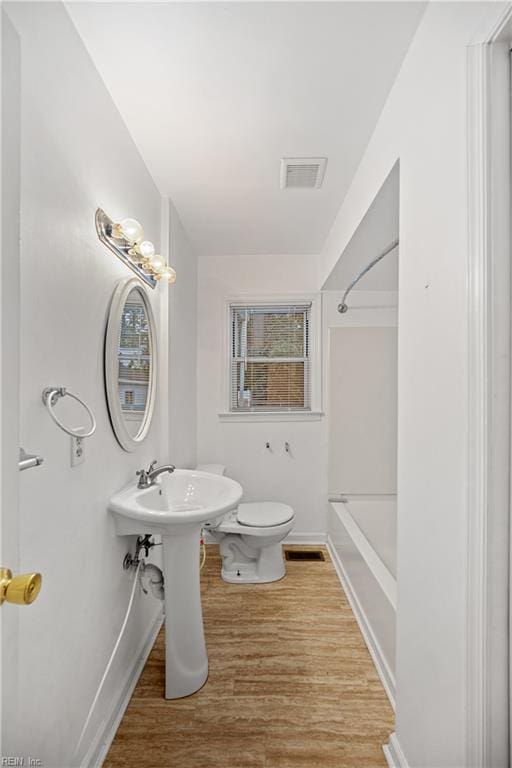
[
  {"left": 324, "top": 282, "right": 398, "bottom": 708},
  {"left": 327, "top": 326, "right": 398, "bottom": 496},
  {"left": 333, "top": 499, "right": 396, "bottom": 603},
  {"left": 328, "top": 498, "right": 397, "bottom": 707}
]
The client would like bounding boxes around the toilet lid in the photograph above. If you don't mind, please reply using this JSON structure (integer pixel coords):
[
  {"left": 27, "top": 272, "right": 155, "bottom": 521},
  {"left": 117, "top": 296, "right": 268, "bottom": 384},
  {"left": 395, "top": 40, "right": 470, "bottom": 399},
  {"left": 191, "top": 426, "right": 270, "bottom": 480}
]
[{"left": 236, "top": 502, "right": 294, "bottom": 528}]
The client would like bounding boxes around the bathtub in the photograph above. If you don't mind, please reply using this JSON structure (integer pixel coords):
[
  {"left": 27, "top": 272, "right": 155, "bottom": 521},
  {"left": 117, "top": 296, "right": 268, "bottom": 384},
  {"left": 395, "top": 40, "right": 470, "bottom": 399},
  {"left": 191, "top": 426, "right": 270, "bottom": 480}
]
[{"left": 327, "top": 495, "right": 397, "bottom": 707}]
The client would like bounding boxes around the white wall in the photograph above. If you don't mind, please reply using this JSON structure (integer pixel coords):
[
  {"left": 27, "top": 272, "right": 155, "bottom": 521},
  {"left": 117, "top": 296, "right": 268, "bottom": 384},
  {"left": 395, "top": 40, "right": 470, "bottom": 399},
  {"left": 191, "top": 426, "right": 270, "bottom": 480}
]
[
  {"left": 168, "top": 199, "right": 198, "bottom": 468},
  {"left": 197, "top": 254, "right": 327, "bottom": 539},
  {"left": 319, "top": 4, "right": 508, "bottom": 766},
  {"left": 5, "top": 5, "right": 196, "bottom": 766}
]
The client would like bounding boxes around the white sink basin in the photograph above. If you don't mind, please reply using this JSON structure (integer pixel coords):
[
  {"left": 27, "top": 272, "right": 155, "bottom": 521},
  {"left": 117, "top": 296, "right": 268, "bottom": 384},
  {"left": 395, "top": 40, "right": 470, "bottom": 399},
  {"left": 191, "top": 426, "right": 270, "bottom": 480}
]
[
  {"left": 110, "top": 469, "right": 243, "bottom": 533},
  {"left": 109, "top": 469, "right": 243, "bottom": 700}
]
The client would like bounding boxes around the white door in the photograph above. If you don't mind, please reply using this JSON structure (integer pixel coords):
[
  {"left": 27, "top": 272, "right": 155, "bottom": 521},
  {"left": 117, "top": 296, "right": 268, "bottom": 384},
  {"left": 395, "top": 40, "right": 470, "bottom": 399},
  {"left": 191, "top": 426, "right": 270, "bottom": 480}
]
[
  {"left": 1, "top": 11, "right": 43, "bottom": 759},
  {"left": 1, "top": 9, "right": 21, "bottom": 757}
]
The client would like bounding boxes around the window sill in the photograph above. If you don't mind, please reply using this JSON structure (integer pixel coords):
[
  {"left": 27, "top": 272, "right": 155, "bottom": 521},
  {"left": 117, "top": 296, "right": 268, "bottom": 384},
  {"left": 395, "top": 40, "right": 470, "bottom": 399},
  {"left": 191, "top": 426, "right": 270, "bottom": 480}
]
[{"left": 218, "top": 411, "right": 324, "bottom": 423}]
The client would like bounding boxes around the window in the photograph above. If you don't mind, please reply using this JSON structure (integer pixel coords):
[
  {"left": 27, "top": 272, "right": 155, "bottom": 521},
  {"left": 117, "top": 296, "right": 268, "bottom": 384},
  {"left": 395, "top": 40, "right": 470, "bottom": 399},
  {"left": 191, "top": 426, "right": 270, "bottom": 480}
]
[{"left": 229, "top": 303, "right": 311, "bottom": 412}]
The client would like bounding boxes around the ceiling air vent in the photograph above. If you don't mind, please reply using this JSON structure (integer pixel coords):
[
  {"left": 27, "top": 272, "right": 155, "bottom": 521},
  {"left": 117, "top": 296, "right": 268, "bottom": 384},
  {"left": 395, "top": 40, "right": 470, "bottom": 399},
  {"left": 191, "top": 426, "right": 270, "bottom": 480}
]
[{"left": 280, "top": 157, "right": 327, "bottom": 190}]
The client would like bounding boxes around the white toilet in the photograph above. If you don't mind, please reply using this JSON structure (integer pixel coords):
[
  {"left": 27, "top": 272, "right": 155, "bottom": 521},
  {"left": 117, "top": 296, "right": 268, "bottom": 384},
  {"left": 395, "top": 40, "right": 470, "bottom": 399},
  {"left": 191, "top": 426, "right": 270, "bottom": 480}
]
[{"left": 197, "top": 464, "right": 294, "bottom": 584}]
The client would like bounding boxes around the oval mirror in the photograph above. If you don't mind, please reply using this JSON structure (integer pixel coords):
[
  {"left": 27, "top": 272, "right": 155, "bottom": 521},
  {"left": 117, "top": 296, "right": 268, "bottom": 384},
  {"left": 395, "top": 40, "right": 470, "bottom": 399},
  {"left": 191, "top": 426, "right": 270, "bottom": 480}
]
[{"left": 105, "top": 278, "right": 158, "bottom": 451}]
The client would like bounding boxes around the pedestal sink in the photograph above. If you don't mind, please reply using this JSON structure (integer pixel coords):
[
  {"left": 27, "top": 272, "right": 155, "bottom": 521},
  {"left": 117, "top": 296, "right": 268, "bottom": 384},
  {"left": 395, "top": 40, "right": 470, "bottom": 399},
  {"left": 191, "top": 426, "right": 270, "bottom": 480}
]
[{"left": 109, "top": 470, "right": 243, "bottom": 698}]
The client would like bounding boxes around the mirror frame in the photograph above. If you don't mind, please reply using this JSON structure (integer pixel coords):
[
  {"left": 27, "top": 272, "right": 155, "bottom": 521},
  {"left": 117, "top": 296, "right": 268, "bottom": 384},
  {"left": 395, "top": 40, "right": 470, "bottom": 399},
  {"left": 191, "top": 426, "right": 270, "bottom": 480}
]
[{"left": 105, "top": 277, "right": 158, "bottom": 452}]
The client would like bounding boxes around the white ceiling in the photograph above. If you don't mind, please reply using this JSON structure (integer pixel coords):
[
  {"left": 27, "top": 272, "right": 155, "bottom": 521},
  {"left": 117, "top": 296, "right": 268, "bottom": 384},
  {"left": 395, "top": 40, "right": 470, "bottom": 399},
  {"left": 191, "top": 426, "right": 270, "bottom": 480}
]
[
  {"left": 322, "top": 161, "right": 399, "bottom": 292},
  {"left": 67, "top": 2, "right": 425, "bottom": 257}
]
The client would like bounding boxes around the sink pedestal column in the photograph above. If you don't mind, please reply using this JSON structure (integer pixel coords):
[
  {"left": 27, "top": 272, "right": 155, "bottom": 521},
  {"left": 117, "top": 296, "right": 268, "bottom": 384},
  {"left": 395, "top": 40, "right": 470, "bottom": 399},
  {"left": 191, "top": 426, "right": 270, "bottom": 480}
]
[{"left": 162, "top": 526, "right": 208, "bottom": 699}]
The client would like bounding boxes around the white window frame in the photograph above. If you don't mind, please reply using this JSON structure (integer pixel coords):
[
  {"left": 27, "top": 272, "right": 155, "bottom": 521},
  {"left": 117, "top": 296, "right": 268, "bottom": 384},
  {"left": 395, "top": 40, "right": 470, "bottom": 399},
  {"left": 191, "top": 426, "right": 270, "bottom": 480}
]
[{"left": 218, "top": 294, "right": 323, "bottom": 422}]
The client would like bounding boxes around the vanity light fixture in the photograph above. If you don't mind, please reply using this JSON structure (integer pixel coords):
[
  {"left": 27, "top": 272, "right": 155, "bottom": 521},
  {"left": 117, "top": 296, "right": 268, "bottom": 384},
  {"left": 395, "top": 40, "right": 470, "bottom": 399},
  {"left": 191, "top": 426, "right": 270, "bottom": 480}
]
[
  {"left": 95, "top": 208, "right": 177, "bottom": 289},
  {"left": 112, "top": 217, "right": 144, "bottom": 244}
]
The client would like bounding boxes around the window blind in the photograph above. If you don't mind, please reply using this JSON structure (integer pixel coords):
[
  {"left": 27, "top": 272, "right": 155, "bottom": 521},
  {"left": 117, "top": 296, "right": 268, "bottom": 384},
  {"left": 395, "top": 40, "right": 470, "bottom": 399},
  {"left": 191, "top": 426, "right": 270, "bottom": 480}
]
[{"left": 230, "top": 304, "right": 311, "bottom": 412}]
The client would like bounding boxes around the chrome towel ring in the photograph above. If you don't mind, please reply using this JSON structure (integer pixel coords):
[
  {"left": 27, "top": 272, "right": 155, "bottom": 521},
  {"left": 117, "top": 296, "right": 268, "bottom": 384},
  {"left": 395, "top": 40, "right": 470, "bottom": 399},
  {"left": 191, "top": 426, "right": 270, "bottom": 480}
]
[{"left": 42, "top": 387, "right": 97, "bottom": 438}]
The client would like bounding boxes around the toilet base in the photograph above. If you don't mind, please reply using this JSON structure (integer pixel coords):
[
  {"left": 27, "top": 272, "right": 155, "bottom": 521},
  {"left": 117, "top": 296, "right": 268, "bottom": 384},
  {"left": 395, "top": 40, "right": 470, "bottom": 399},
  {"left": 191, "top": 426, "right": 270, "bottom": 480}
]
[
  {"left": 221, "top": 572, "right": 285, "bottom": 584},
  {"left": 217, "top": 536, "right": 287, "bottom": 584}
]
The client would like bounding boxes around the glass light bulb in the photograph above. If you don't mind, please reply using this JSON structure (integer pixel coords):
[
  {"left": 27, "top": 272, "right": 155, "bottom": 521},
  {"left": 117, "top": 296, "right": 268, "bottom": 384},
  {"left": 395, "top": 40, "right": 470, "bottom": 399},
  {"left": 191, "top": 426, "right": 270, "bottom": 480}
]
[
  {"left": 119, "top": 218, "right": 144, "bottom": 244},
  {"left": 160, "top": 266, "right": 177, "bottom": 284},
  {"left": 138, "top": 240, "right": 155, "bottom": 260},
  {"left": 150, "top": 254, "right": 164, "bottom": 271}
]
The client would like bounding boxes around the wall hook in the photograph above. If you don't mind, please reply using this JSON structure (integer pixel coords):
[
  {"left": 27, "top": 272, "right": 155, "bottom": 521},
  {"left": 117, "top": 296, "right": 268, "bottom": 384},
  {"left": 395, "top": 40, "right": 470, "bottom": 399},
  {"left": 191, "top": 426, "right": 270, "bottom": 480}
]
[
  {"left": 284, "top": 441, "right": 290, "bottom": 454},
  {"left": 265, "top": 441, "right": 272, "bottom": 451}
]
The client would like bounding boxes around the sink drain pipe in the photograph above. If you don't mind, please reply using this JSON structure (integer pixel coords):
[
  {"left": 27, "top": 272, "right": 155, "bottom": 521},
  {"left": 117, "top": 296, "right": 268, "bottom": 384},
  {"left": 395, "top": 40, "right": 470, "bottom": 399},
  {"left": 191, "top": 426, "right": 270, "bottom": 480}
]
[
  {"left": 124, "top": 536, "right": 164, "bottom": 600},
  {"left": 140, "top": 561, "right": 164, "bottom": 600}
]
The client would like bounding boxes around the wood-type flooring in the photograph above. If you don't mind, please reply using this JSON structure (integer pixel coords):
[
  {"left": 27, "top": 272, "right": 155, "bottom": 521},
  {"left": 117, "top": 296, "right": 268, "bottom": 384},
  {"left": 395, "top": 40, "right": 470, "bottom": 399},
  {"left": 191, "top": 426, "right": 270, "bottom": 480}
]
[{"left": 104, "top": 545, "right": 394, "bottom": 768}]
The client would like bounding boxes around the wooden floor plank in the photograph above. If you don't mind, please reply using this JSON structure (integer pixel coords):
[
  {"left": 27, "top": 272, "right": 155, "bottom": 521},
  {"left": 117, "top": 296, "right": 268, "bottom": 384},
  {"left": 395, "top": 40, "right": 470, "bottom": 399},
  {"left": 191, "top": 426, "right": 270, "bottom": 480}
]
[{"left": 104, "top": 545, "right": 394, "bottom": 768}]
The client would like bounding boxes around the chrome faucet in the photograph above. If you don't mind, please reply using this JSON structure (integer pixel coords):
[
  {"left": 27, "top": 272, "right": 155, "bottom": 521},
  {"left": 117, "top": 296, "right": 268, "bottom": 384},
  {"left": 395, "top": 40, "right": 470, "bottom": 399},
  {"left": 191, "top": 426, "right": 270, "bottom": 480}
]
[{"left": 136, "top": 460, "right": 175, "bottom": 489}]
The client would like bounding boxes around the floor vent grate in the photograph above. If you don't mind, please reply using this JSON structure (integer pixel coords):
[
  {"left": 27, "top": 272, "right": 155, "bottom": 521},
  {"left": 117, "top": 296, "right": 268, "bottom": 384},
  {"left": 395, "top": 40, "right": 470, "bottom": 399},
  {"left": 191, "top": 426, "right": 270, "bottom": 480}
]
[{"left": 285, "top": 550, "right": 325, "bottom": 562}]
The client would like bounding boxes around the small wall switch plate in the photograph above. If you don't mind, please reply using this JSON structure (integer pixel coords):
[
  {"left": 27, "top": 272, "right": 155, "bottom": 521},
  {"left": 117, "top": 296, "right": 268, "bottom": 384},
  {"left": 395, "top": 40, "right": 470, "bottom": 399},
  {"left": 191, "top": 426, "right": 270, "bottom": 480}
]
[{"left": 71, "top": 429, "right": 85, "bottom": 467}]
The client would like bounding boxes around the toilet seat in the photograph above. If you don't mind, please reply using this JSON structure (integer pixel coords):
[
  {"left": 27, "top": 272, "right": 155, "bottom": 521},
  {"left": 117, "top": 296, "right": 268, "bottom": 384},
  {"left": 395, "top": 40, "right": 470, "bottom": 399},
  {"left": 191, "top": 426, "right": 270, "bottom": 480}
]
[
  {"left": 208, "top": 502, "right": 295, "bottom": 535},
  {"left": 237, "top": 502, "right": 294, "bottom": 528}
]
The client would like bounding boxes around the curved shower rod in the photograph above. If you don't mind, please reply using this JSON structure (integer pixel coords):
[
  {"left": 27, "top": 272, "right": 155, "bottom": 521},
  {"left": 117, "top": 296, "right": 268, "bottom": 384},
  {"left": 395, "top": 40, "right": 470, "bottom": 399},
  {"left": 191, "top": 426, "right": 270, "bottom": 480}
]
[{"left": 337, "top": 238, "right": 399, "bottom": 314}]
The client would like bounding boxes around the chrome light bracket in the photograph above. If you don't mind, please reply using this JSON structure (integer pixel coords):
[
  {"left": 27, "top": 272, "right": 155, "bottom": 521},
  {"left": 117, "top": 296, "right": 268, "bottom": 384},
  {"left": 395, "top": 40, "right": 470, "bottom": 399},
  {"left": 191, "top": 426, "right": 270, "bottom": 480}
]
[{"left": 95, "top": 208, "right": 157, "bottom": 289}]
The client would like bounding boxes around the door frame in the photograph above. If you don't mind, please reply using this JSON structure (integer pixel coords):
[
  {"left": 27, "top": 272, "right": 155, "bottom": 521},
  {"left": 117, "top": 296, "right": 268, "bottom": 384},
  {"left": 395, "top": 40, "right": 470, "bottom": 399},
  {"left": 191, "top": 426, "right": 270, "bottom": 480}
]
[{"left": 467, "top": 6, "right": 512, "bottom": 765}]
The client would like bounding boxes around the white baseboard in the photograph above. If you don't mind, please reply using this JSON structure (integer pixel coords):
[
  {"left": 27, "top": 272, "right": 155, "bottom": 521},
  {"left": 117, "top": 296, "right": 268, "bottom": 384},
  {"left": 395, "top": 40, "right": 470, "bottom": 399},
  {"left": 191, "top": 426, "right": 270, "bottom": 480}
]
[
  {"left": 326, "top": 535, "right": 396, "bottom": 709},
  {"left": 383, "top": 733, "right": 409, "bottom": 768},
  {"left": 81, "top": 609, "right": 163, "bottom": 768},
  {"left": 203, "top": 531, "right": 327, "bottom": 546},
  {"left": 284, "top": 532, "right": 327, "bottom": 545}
]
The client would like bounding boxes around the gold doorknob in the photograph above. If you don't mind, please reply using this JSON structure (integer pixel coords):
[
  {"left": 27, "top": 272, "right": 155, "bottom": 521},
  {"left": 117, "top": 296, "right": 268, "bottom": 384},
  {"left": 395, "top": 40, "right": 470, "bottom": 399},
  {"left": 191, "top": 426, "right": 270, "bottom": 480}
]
[{"left": 0, "top": 568, "right": 42, "bottom": 605}]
